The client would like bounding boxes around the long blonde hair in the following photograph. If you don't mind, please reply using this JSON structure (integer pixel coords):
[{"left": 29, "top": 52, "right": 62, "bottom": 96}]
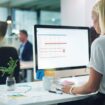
[{"left": 93, "top": 0, "right": 105, "bottom": 34}]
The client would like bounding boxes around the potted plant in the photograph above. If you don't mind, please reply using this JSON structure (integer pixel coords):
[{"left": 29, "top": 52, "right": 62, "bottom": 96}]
[{"left": 0, "top": 57, "right": 17, "bottom": 91}]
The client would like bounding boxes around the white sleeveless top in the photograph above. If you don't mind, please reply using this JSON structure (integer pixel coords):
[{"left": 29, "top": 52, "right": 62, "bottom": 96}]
[{"left": 89, "top": 35, "right": 105, "bottom": 94}]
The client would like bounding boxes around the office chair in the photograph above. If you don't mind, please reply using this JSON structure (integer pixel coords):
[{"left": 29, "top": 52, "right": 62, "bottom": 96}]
[
  {"left": 0, "top": 21, "right": 7, "bottom": 41},
  {"left": 0, "top": 47, "right": 20, "bottom": 84}
]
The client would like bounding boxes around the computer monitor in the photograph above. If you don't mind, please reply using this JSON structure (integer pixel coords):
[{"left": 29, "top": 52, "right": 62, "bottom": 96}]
[{"left": 34, "top": 25, "right": 90, "bottom": 72}]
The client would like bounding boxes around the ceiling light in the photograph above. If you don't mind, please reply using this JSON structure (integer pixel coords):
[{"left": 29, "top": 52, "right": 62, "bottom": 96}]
[
  {"left": 51, "top": 18, "right": 56, "bottom": 22},
  {"left": 6, "top": 16, "right": 12, "bottom": 24}
]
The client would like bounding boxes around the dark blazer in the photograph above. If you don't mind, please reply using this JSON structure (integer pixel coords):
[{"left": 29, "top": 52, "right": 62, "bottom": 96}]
[{"left": 19, "top": 41, "right": 33, "bottom": 61}]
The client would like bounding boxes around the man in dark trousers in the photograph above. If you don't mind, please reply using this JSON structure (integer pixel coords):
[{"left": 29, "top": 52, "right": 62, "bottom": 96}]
[
  {"left": 18, "top": 30, "right": 33, "bottom": 81},
  {"left": 18, "top": 30, "right": 33, "bottom": 61}
]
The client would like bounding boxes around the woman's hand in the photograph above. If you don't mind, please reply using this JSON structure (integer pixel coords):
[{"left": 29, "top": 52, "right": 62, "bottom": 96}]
[{"left": 62, "top": 85, "right": 72, "bottom": 94}]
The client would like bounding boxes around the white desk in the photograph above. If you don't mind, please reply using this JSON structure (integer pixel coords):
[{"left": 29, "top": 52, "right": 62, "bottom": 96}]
[
  {"left": 20, "top": 61, "right": 34, "bottom": 70},
  {"left": 20, "top": 61, "right": 34, "bottom": 82},
  {"left": 0, "top": 76, "right": 94, "bottom": 105}
]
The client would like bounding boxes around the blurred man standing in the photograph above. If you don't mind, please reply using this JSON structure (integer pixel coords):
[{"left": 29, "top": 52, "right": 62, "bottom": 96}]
[
  {"left": 18, "top": 30, "right": 33, "bottom": 82},
  {"left": 18, "top": 30, "right": 33, "bottom": 61}
]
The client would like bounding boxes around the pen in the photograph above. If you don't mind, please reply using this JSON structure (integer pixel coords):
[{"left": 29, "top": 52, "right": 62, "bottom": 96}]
[
  {"left": 48, "top": 90, "right": 63, "bottom": 94},
  {"left": 48, "top": 90, "right": 56, "bottom": 93}
]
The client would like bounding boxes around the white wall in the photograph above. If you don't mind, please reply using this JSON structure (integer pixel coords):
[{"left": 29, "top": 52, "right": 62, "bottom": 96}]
[
  {"left": 61, "top": 0, "right": 86, "bottom": 26},
  {"left": 61, "top": 0, "right": 97, "bottom": 27}
]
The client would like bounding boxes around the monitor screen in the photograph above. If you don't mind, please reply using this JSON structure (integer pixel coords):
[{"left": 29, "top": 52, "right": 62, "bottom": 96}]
[{"left": 34, "top": 25, "right": 90, "bottom": 71}]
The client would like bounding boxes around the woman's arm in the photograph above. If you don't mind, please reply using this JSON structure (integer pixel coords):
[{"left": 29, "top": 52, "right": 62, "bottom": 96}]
[{"left": 63, "top": 67, "right": 102, "bottom": 94}]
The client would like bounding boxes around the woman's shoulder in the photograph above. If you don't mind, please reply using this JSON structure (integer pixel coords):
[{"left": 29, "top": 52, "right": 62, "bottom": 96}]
[{"left": 92, "top": 35, "right": 105, "bottom": 47}]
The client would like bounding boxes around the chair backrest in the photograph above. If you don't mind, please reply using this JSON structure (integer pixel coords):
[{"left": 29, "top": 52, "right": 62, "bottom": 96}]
[
  {"left": 0, "top": 21, "right": 7, "bottom": 41},
  {"left": 0, "top": 47, "right": 20, "bottom": 84},
  {"left": 103, "top": 101, "right": 105, "bottom": 105}
]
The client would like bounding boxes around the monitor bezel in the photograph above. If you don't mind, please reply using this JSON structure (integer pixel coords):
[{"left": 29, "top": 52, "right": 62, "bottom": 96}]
[{"left": 34, "top": 25, "right": 90, "bottom": 71}]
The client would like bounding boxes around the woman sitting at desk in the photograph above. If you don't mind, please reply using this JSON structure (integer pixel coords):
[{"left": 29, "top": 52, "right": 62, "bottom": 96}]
[{"left": 59, "top": 0, "right": 105, "bottom": 105}]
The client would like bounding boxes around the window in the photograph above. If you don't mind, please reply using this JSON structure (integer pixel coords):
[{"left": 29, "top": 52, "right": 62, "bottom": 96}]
[
  {"left": 40, "top": 11, "right": 61, "bottom": 25},
  {"left": 15, "top": 10, "right": 37, "bottom": 43}
]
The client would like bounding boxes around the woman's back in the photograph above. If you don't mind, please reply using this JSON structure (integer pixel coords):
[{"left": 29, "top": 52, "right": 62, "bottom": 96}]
[{"left": 90, "top": 35, "right": 105, "bottom": 94}]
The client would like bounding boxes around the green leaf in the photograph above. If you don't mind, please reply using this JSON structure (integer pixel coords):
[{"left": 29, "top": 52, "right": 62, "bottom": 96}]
[{"left": 0, "top": 57, "right": 18, "bottom": 77}]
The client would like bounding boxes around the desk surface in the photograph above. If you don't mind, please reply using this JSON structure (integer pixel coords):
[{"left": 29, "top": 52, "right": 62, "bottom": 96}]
[
  {"left": 20, "top": 61, "right": 34, "bottom": 69},
  {"left": 0, "top": 76, "right": 94, "bottom": 105}
]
